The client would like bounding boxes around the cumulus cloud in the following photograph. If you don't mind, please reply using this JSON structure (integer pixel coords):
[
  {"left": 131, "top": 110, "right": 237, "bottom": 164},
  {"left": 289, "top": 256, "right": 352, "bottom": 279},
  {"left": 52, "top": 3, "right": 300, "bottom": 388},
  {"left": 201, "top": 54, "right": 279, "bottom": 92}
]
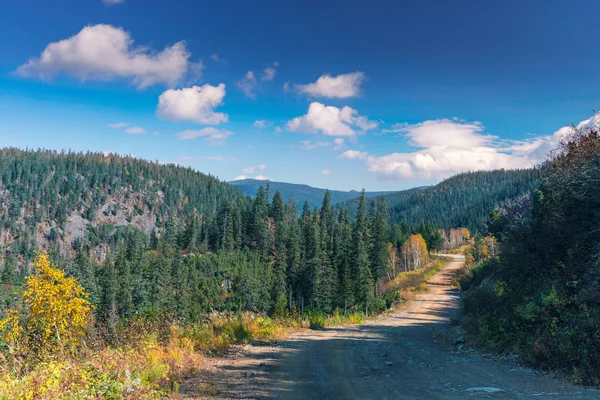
[
  {"left": 16, "top": 24, "right": 197, "bottom": 89},
  {"left": 102, "top": 0, "right": 125, "bottom": 5},
  {"left": 109, "top": 122, "right": 147, "bottom": 135},
  {"left": 321, "top": 169, "right": 332, "bottom": 176},
  {"left": 275, "top": 126, "right": 282, "bottom": 133},
  {"left": 237, "top": 71, "right": 257, "bottom": 98},
  {"left": 157, "top": 83, "right": 227, "bottom": 124},
  {"left": 242, "top": 164, "right": 266, "bottom": 174},
  {"left": 253, "top": 120, "right": 272, "bottom": 128},
  {"left": 300, "top": 140, "right": 331, "bottom": 150},
  {"left": 287, "top": 102, "right": 377, "bottom": 138},
  {"left": 333, "top": 138, "right": 345, "bottom": 150},
  {"left": 124, "top": 126, "right": 146, "bottom": 134},
  {"left": 339, "top": 150, "right": 368, "bottom": 159},
  {"left": 210, "top": 54, "right": 227, "bottom": 63},
  {"left": 175, "top": 127, "right": 234, "bottom": 145},
  {"left": 294, "top": 72, "right": 365, "bottom": 98},
  {"left": 234, "top": 174, "right": 271, "bottom": 181},
  {"left": 261, "top": 62, "right": 278, "bottom": 81},
  {"left": 235, "top": 164, "right": 270, "bottom": 181},
  {"left": 108, "top": 122, "right": 129, "bottom": 128},
  {"left": 365, "top": 117, "right": 586, "bottom": 181},
  {"left": 380, "top": 122, "right": 407, "bottom": 134}
]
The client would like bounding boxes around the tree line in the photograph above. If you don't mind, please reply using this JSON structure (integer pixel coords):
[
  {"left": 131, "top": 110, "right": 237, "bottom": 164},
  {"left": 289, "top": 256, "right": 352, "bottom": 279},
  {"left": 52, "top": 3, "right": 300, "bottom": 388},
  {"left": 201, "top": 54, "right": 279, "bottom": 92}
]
[
  {"left": 338, "top": 168, "right": 542, "bottom": 233},
  {"left": 2, "top": 185, "right": 463, "bottom": 334},
  {"left": 461, "top": 124, "right": 600, "bottom": 385}
]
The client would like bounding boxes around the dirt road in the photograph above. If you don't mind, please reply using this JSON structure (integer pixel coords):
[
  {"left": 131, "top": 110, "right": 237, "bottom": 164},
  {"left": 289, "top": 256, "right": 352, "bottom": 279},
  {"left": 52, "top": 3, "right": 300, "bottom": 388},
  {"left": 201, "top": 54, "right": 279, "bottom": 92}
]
[{"left": 181, "top": 255, "right": 600, "bottom": 399}]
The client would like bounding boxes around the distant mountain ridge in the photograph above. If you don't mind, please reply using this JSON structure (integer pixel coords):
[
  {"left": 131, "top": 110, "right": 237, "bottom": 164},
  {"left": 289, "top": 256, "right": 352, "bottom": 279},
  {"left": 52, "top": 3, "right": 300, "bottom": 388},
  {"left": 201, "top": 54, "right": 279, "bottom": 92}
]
[
  {"left": 336, "top": 168, "right": 544, "bottom": 232},
  {"left": 228, "top": 179, "right": 397, "bottom": 208}
]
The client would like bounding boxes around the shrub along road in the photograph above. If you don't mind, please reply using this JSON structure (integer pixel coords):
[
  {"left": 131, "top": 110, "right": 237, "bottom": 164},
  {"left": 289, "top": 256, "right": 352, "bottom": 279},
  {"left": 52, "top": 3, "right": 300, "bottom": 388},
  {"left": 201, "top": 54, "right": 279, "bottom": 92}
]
[{"left": 182, "top": 255, "right": 600, "bottom": 399}]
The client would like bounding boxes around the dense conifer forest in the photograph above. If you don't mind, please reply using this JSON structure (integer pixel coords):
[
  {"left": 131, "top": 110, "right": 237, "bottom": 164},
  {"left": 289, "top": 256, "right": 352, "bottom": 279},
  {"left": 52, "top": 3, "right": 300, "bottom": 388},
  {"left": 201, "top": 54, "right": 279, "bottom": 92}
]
[
  {"left": 0, "top": 148, "right": 454, "bottom": 326},
  {"left": 338, "top": 168, "right": 543, "bottom": 233},
  {"left": 460, "top": 126, "right": 600, "bottom": 384},
  {"left": 0, "top": 147, "right": 550, "bottom": 397}
]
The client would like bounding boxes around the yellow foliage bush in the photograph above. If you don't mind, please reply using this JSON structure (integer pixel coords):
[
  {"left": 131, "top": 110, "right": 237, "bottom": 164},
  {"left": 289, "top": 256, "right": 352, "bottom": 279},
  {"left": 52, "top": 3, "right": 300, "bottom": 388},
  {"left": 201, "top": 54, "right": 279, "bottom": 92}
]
[
  {"left": 23, "top": 254, "right": 93, "bottom": 356},
  {"left": 0, "top": 253, "right": 441, "bottom": 398}
]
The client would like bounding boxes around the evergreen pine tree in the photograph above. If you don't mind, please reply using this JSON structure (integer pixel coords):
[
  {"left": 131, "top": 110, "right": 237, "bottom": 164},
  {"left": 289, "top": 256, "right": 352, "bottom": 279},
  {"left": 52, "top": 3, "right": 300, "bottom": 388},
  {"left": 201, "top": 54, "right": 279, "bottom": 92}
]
[
  {"left": 99, "top": 257, "right": 118, "bottom": 333},
  {"left": 115, "top": 245, "right": 133, "bottom": 318},
  {"left": 370, "top": 196, "right": 390, "bottom": 294},
  {"left": 1, "top": 253, "right": 18, "bottom": 285},
  {"left": 271, "top": 223, "right": 288, "bottom": 315},
  {"left": 270, "top": 190, "right": 285, "bottom": 224}
]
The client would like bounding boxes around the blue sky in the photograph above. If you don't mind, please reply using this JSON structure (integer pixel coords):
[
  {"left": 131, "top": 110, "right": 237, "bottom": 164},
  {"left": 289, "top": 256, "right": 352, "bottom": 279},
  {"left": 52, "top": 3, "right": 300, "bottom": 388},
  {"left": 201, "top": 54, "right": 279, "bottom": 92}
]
[{"left": 1, "top": 0, "right": 599, "bottom": 191}]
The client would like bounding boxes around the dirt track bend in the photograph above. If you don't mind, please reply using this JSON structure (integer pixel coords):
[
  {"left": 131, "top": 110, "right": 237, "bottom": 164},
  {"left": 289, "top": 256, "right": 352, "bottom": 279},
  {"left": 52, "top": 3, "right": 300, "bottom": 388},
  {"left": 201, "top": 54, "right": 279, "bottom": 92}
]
[{"left": 181, "top": 254, "right": 600, "bottom": 399}]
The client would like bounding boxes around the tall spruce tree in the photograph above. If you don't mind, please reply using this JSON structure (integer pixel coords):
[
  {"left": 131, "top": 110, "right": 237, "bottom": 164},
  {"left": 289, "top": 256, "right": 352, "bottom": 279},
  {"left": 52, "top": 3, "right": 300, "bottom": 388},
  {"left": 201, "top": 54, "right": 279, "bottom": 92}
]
[
  {"left": 1, "top": 253, "right": 18, "bottom": 285},
  {"left": 370, "top": 196, "right": 390, "bottom": 294}
]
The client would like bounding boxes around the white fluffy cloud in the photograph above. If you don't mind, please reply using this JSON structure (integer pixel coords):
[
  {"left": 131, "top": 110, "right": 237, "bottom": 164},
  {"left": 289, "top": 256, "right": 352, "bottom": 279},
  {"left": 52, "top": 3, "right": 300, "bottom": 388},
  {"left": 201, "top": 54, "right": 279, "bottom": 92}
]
[
  {"left": 16, "top": 24, "right": 197, "bottom": 89},
  {"left": 242, "top": 164, "right": 267, "bottom": 174},
  {"left": 253, "top": 120, "right": 272, "bottom": 128},
  {"left": 235, "top": 164, "right": 270, "bottom": 181},
  {"left": 175, "top": 127, "right": 234, "bottom": 145},
  {"left": 157, "top": 83, "right": 227, "bottom": 124},
  {"left": 365, "top": 117, "right": 589, "bottom": 181},
  {"left": 108, "top": 122, "right": 147, "bottom": 135},
  {"left": 262, "top": 62, "right": 279, "bottom": 81},
  {"left": 333, "top": 138, "right": 345, "bottom": 150},
  {"left": 339, "top": 150, "right": 368, "bottom": 159},
  {"left": 234, "top": 174, "right": 271, "bottom": 181},
  {"left": 108, "top": 122, "right": 129, "bottom": 128},
  {"left": 124, "top": 126, "right": 146, "bottom": 134},
  {"left": 321, "top": 169, "right": 332, "bottom": 176},
  {"left": 287, "top": 102, "right": 377, "bottom": 138},
  {"left": 237, "top": 71, "right": 257, "bottom": 98},
  {"left": 301, "top": 140, "right": 331, "bottom": 150},
  {"left": 294, "top": 72, "right": 365, "bottom": 98}
]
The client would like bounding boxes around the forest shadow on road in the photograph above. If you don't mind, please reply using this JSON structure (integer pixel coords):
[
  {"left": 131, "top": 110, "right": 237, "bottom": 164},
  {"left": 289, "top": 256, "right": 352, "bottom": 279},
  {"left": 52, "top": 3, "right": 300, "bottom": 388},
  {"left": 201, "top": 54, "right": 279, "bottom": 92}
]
[{"left": 181, "top": 257, "right": 600, "bottom": 400}]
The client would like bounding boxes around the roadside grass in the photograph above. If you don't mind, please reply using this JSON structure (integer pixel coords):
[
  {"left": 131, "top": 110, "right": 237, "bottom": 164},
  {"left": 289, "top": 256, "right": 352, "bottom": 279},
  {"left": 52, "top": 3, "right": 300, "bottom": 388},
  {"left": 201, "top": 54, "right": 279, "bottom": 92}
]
[
  {"left": 384, "top": 256, "right": 451, "bottom": 297},
  {"left": 0, "top": 257, "right": 453, "bottom": 399},
  {"left": 0, "top": 311, "right": 365, "bottom": 399}
]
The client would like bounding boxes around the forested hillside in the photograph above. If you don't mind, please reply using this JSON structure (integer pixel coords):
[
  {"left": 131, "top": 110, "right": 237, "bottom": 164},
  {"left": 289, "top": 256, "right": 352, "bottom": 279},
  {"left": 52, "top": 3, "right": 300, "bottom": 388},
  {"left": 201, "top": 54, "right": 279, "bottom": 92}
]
[
  {"left": 229, "top": 178, "right": 394, "bottom": 209},
  {"left": 339, "top": 169, "right": 543, "bottom": 232},
  {"left": 1, "top": 148, "right": 474, "bottom": 397},
  {"left": 0, "top": 148, "right": 247, "bottom": 264},
  {"left": 0, "top": 148, "right": 456, "bottom": 322},
  {"left": 461, "top": 126, "right": 600, "bottom": 384}
]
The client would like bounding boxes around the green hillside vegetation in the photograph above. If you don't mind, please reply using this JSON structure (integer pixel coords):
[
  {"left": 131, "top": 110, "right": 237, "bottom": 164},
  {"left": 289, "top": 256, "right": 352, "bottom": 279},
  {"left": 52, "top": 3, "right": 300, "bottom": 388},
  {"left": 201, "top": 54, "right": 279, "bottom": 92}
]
[
  {"left": 460, "top": 126, "right": 600, "bottom": 385},
  {"left": 0, "top": 148, "right": 246, "bottom": 264},
  {"left": 0, "top": 148, "right": 473, "bottom": 397},
  {"left": 339, "top": 169, "right": 543, "bottom": 232},
  {"left": 229, "top": 178, "right": 394, "bottom": 209}
]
